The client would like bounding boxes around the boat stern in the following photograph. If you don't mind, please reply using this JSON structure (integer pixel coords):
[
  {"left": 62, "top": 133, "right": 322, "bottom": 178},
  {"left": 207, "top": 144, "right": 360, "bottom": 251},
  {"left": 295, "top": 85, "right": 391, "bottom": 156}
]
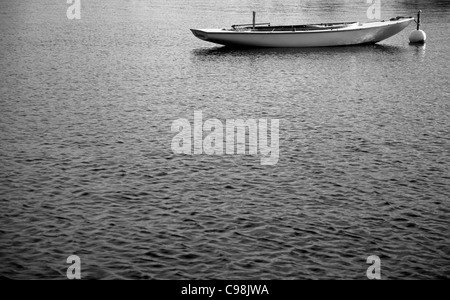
[{"left": 191, "top": 29, "right": 209, "bottom": 41}]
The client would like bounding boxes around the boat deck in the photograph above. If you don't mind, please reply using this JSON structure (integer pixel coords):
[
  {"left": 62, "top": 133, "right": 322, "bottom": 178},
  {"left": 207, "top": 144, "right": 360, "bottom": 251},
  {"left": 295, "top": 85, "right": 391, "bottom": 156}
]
[{"left": 231, "top": 22, "right": 359, "bottom": 32}]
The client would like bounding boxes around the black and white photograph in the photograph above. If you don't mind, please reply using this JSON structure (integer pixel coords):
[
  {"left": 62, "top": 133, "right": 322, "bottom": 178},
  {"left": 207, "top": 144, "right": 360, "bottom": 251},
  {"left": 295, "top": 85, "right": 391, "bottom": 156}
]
[{"left": 0, "top": 0, "right": 449, "bottom": 284}]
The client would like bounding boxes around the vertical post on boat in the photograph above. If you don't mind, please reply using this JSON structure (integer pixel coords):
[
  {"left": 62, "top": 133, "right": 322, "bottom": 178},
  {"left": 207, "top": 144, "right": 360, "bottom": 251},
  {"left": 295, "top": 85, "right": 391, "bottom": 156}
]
[
  {"left": 253, "top": 11, "right": 256, "bottom": 29},
  {"left": 416, "top": 10, "right": 422, "bottom": 30}
]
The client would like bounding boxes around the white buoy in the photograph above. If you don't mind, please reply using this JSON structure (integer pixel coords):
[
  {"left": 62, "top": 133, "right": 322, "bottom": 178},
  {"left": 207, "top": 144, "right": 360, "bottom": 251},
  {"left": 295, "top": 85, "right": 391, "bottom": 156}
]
[
  {"left": 409, "top": 10, "right": 426, "bottom": 43},
  {"left": 409, "top": 30, "right": 427, "bottom": 43}
]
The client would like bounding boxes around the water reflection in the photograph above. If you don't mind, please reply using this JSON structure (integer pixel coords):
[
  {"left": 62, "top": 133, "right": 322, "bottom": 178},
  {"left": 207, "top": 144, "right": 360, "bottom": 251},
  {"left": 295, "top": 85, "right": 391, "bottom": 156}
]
[
  {"left": 191, "top": 43, "right": 407, "bottom": 60},
  {"left": 410, "top": 43, "right": 427, "bottom": 61}
]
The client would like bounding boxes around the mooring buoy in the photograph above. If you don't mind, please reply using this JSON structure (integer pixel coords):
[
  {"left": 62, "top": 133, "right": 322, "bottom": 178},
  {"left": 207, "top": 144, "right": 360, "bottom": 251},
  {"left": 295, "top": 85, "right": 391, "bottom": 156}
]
[{"left": 409, "top": 10, "right": 426, "bottom": 43}]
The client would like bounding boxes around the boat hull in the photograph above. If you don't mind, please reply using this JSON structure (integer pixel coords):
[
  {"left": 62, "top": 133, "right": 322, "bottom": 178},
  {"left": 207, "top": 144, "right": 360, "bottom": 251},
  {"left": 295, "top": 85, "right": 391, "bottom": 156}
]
[{"left": 191, "top": 18, "right": 414, "bottom": 48}]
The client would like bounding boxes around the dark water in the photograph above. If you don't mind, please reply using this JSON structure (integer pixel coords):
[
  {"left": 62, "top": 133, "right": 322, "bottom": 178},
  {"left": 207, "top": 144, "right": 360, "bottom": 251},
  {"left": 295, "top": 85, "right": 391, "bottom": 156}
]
[{"left": 0, "top": 0, "right": 449, "bottom": 280}]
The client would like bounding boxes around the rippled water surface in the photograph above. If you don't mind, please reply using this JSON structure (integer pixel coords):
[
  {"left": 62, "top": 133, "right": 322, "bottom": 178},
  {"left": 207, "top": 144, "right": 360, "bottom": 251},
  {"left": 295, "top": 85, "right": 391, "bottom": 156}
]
[{"left": 0, "top": 0, "right": 449, "bottom": 280}]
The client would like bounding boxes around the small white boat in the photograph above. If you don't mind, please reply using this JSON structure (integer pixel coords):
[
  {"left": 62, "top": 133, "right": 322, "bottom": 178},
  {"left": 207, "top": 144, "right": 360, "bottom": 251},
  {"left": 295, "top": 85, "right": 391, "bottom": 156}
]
[{"left": 191, "top": 16, "right": 415, "bottom": 48}]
